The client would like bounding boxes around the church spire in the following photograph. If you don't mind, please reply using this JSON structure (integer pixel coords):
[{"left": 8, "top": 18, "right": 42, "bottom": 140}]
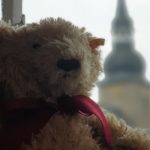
[
  {"left": 103, "top": 0, "right": 146, "bottom": 82},
  {"left": 111, "top": 0, "right": 134, "bottom": 49},
  {"left": 116, "top": 0, "right": 129, "bottom": 18}
]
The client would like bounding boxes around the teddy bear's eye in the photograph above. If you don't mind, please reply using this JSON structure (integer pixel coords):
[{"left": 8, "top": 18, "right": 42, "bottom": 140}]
[{"left": 32, "top": 43, "right": 41, "bottom": 49}]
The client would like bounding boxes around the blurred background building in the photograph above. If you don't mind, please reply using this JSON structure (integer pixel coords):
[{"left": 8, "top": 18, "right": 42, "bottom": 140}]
[{"left": 98, "top": 0, "right": 150, "bottom": 129}]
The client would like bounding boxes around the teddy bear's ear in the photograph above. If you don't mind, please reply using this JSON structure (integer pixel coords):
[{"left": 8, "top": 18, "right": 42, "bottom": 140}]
[
  {"left": 0, "top": 29, "right": 8, "bottom": 44},
  {"left": 0, "top": 34, "right": 5, "bottom": 44},
  {"left": 0, "top": 36, "right": 2, "bottom": 44},
  {"left": 89, "top": 38, "right": 105, "bottom": 50},
  {"left": 0, "top": 27, "right": 14, "bottom": 44},
  {"left": 0, "top": 30, "right": 4, "bottom": 44}
]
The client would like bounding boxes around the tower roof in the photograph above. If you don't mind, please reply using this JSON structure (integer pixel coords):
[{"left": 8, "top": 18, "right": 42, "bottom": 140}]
[
  {"left": 104, "top": 47, "right": 145, "bottom": 78},
  {"left": 102, "top": 0, "right": 146, "bottom": 84},
  {"left": 112, "top": 0, "right": 133, "bottom": 34},
  {"left": 116, "top": 0, "right": 129, "bottom": 18}
]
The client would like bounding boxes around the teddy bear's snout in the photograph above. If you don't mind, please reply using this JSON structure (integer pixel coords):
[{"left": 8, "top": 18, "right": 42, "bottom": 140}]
[{"left": 57, "top": 59, "right": 80, "bottom": 72}]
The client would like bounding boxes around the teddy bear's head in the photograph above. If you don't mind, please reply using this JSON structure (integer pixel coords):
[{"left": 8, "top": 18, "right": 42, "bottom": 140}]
[
  {"left": 1, "top": 18, "right": 150, "bottom": 150},
  {"left": 0, "top": 18, "right": 104, "bottom": 100}
]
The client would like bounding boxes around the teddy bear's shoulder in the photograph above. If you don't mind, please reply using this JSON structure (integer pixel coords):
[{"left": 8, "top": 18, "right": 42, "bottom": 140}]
[{"left": 21, "top": 112, "right": 150, "bottom": 150}]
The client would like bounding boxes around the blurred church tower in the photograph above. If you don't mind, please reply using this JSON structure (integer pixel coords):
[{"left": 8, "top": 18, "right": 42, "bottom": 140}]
[{"left": 98, "top": 0, "right": 150, "bottom": 128}]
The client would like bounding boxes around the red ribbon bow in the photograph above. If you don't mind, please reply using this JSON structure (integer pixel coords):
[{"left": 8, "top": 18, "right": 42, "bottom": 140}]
[
  {"left": 70, "top": 95, "right": 113, "bottom": 149},
  {"left": 0, "top": 95, "right": 113, "bottom": 150}
]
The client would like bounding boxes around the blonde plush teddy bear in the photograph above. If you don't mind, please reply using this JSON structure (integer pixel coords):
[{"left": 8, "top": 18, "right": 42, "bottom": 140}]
[{"left": 0, "top": 18, "right": 149, "bottom": 150}]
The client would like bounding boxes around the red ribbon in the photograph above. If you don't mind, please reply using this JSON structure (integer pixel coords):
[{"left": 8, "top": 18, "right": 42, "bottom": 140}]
[
  {"left": 70, "top": 95, "right": 113, "bottom": 149},
  {"left": 0, "top": 95, "right": 113, "bottom": 149}
]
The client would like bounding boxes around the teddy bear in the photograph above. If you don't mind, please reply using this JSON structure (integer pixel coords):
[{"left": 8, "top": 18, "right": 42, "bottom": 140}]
[{"left": 0, "top": 18, "right": 150, "bottom": 150}]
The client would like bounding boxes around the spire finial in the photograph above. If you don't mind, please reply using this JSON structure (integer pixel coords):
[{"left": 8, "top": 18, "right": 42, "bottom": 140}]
[
  {"left": 116, "top": 0, "right": 129, "bottom": 18},
  {"left": 111, "top": 0, "right": 134, "bottom": 47}
]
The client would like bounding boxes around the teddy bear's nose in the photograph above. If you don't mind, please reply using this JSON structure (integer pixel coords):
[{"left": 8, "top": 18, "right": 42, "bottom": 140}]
[{"left": 57, "top": 59, "right": 80, "bottom": 72}]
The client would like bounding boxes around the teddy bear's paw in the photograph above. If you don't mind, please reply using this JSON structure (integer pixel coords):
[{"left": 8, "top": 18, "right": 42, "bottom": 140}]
[
  {"left": 114, "top": 128, "right": 150, "bottom": 150},
  {"left": 105, "top": 111, "right": 150, "bottom": 150},
  {"left": 84, "top": 110, "right": 150, "bottom": 150}
]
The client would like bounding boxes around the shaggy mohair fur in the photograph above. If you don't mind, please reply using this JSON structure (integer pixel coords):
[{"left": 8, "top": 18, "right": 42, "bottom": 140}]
[
  {"left": 0, "top": 18, "right": 150, "bottom": 150},
  {"left": 0, "top": 18, "right": 101, "bottom": 99},
  {"left": 21, "top": 114, "right": 150, "bottom": 150}
]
